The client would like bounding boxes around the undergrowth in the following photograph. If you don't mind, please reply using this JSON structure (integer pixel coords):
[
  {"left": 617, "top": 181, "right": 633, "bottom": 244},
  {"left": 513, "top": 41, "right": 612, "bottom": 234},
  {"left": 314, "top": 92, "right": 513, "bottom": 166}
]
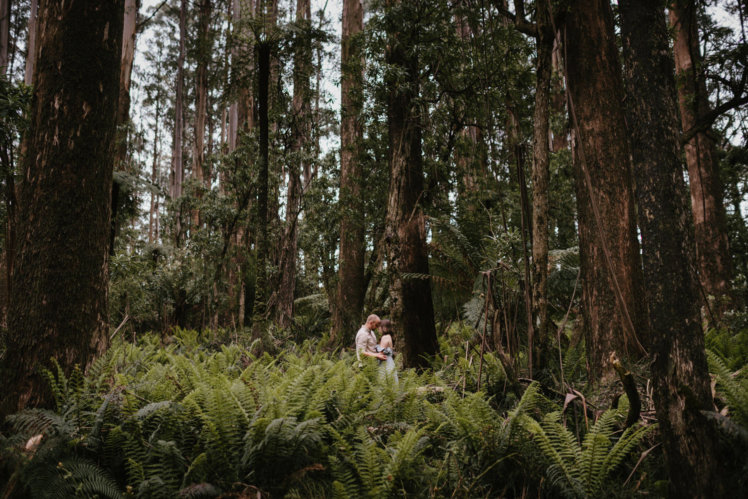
[{"left": 0, "top": 327, "right": 704, "bottom": 498}]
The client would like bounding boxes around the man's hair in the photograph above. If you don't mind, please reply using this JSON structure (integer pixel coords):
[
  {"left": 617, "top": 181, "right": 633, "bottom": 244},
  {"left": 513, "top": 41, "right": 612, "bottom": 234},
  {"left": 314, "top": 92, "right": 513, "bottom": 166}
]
[{"left": 366, "top": 314, "right": 380, "bottom": 325}]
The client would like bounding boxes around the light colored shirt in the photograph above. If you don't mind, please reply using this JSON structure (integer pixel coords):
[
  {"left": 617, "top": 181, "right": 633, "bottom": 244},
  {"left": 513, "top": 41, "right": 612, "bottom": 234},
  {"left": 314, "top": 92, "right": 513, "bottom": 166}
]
[{"left": 355, "top": 325, "right": 377, "bottom": 362}]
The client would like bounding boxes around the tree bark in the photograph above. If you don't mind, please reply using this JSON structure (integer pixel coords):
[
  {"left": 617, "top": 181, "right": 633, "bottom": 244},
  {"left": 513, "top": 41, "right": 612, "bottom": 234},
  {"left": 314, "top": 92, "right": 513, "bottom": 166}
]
[
  {"left": 531, "top": 2, "right": 553, "bottom": 369},
  {"left": 332, "top": 0, "right": 365, "bottom": 344},
  {"left": 669, "top": 0, "right": 732, "bottom": 313},
  {"left": 564, "top": 0, "right": 647, "bottom": 378},
  {"left": 0, "top": 0, "right": 124, "bottom": 417},
  {"left": 620, "top": 2, "right": 725, "bottom": 496},
  {"left": 24, "top": 0, "right": 37, "bottom": 86},
  {"left": 0, "top": 0, "right": 9, "bottom": 73},
  {"left": 383, "top": 0, "right": 438, "bottom": 369},
  {"left": 276, "top": 0, "right": 311, "bottom": 328}
]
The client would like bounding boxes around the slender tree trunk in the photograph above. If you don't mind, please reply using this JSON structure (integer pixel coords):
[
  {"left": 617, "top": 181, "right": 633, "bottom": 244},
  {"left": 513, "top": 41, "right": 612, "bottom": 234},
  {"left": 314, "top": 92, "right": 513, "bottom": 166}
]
[
  {"left": 193, "top": 0, "right": 212, "bottom": 227},
  {"left": 0, "top": 0, "right": 9, "bottom": 73},
  {"left": 620, "top": 2, "right": 726, "bottom": 496},
  {"left": 0, "top": 0, "right": 124, "bottom": 418},
  {"left": 149, "top": 98, "right": 162, "bottom": 244},
  {"left": 384, "top": 0, "right": 438, "bottom": 369},
  {"left": 332, "top": 0, "right": 365, "bottom": 344},
  {"left": 171, "top": 0, "right": 186, "bottom": 243},
  {"left": 277, "top": 0, "right": 311, "bottom": 328},
  {"left": 564, "top": 0, "right": 647, "bottom": 378},
  {"left": 531, "top": 3, "right": 553, "bottom": 368},
  {"left": 252, "top": 41, "right": 270, "bottom": 335},
  {"left": 24, "top": 0, "right": 37, "bottom": 85},
  {"left": 670, "top": 0, "right": 732, "bottom": 313}
]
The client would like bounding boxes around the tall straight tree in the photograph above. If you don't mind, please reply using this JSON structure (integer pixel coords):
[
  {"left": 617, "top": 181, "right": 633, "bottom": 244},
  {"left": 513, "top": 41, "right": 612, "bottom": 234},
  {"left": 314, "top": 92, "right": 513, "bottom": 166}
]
[
  {"left": 332, "top": 0, "right": 365, "bottom": 343},
  {"left": 193, "top": 0, "right": 212, "bottom": 226},
  {"left": 670, "top": 0, "right": 732, "bottom": 312},
  {"left": 0, "top": 0, "right": 9, "bottom": 73},
  {"left": 171, "top": 0, "right": 187, "bottom": 242},
  {"left": 110, "top": 0, "right": 140, "bottom": 255},
  {"left": 508, "top": 0, "right": 554, "bottom": 368},
  {"left": 24, "top": 0, "right": 37, "bottom": 85},
  {"left": 383, "top": 0, "right": 438, "bottom": 368},
  {"left": 0, "top": 0, "right": 124, "bottom": 417},
  {"left": 620, "top": 1, "right": 725, "bottom": 496},
  {"left": 564, "top": 0, "right": 647, "bottom": 377},
  {"left": 276, "top": 0, "right": 311, "bottom": 328}
]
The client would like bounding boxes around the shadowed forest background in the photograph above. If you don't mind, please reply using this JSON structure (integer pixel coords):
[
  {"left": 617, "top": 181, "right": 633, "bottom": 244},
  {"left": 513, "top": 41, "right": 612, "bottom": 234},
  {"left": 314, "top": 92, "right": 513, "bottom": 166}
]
[{"left": 0, "top": 0, "right": 747, "bottom": 497}]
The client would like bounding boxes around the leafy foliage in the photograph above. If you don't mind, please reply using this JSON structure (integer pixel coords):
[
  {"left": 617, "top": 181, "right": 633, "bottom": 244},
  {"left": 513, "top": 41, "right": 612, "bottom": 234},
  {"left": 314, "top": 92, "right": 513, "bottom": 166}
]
[{"left": 0, "top": 330, "right": 659, "bottom": 498}]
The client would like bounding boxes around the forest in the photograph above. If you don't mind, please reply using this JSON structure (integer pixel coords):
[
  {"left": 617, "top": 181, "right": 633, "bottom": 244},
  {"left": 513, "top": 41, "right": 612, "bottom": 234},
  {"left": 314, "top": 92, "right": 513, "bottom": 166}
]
[{"left": 0, "top": 0, "right": 747, "bottom": 497}]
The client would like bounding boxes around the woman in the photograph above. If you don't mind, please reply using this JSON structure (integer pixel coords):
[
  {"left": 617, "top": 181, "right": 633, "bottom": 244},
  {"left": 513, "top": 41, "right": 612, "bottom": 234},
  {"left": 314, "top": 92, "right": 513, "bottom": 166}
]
[{"left": 376, "top": 319, "right": 398, "bottom": 384}]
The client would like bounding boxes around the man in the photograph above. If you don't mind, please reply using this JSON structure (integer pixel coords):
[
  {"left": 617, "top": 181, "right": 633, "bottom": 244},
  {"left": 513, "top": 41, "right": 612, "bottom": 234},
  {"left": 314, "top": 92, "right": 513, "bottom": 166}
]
[{"left": 355, "top": 314, "right": 387, "bottom": 364}]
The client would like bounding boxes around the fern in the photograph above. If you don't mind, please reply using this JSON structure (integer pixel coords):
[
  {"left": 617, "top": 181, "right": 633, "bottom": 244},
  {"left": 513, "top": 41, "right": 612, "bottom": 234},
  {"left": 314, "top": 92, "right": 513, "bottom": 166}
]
[
  {"left": 707, "top": 348, "right": 748, "bottom": 427},
  {"left": 520, "top": 407, "right": 655, "bottom": 498}
]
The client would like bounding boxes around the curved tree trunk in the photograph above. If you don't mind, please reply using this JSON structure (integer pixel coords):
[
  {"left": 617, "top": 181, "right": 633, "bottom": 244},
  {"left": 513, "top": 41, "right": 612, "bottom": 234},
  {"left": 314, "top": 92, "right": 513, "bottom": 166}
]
[
  {"left": 384, "top": 0, "right": 438, "bottom": 369},
  {"left": 0, "top": 0, "right": 124, "bottom": 417},
  {"left": 564, "top": 0, "right": 647, "bottom": 378},
  {"left": 620, "top": 1, "right": 725, "bottom": 496},
  {"left": 332, "top": 0, "right": 365, "bottom": 344}
]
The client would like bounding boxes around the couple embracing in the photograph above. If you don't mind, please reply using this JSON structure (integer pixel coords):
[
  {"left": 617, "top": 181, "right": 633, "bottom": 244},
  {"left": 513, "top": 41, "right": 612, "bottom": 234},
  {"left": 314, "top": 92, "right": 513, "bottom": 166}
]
[{"left": 355, "top": 314, "right": 398, "bottom": 383}]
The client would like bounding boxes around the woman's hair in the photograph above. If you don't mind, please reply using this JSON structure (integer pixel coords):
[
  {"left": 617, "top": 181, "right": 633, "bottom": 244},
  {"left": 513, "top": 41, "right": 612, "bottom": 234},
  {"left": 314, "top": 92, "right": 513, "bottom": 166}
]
[{"left": 379, "top": 319, "right": 393, "bottom": 335}]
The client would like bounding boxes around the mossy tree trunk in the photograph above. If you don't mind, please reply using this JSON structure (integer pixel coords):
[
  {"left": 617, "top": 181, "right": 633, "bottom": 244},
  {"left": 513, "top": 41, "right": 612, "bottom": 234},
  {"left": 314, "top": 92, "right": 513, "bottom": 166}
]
[
  {"left": 0, "top": 0, "right": 124, "bottom": 417},
  {"left": 564, "top": 0, "right": 647, "bottom": 378},
  {"left": 620, "top": 1, "right": 725, "bottom": 496}
]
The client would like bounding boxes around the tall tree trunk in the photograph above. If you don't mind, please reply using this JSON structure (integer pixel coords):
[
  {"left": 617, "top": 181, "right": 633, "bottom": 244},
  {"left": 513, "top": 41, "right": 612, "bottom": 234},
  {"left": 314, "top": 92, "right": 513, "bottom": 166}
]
[
  {"left": 0, "top": 0, "right": 9, "bottom": 73},
  {"left": 24, "top": 0, "right": 37, "bottom": 85},
  {"left": 193, "top": 0, "right": 212, "bottom": 227},
  {"left": 531, "top": 3, "right": 553, "bottom": 369},
  {"left": 0, "top": 0, "right": 124, "bottom": 418},
  {"left": 332, "top": 0, "right": 365, "bottom": 344},
  {"left": 564, "top": 0, "right": 647, "bottom": 378},
  {"left": 171, "top": 0, "right": 186, "bottom": 243},
  {"left": 149, "top": 97, "right": 162, "bottom": 244},
  {"left": 383, "top": 0, "right": 438, "bottom": 369},
  {"left": 252, "top": 40, "right": 270, "bottom": 335},
  {"left": 620, "top": 2, "right": 726, "bottom": 496},
  {"left": 277, "top": 0, "right": 311, "bottom": 328},
  {"left": 670, "top": 0, "right": 732, "bottom": 313},
  {"left": 110, "top": 0, "right": 139, "bottom": 256}
]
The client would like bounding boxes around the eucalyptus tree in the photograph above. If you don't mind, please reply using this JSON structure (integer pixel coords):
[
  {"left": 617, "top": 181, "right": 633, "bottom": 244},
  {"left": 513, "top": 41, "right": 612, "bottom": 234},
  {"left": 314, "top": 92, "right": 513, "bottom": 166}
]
[
  {"left": 563, "top": 0, "right": 647, "bottom": 377},
  {"left": 1, "top": 0, "right": 125, "bottom": 416},
  {"left": 670, "top": 0, "right": 732, "bottom": 315},
  {"left": 332, "top": 0, "right": 365, "bottom": 344},
  {"left": 621, "top": 1, "right": 725, "bottom": 496}
]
